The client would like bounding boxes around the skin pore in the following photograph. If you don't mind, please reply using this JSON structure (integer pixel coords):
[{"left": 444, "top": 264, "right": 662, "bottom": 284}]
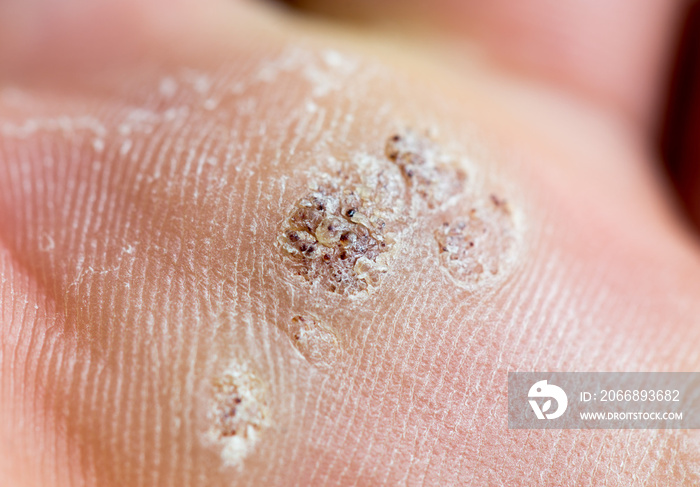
[{"left": 2, "top": 0, "right": 700, "bottom": 485}]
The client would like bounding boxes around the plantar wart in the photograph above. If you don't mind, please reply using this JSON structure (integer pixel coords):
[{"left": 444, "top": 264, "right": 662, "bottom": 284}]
[
  {"left": 279, "top": 185, "right": 393, "bottom": 294},
  {"left": 278, "top": 128, "right": 519, "bottom": 293},
  {"left": 207, "top": 366, "right": 269, "bottom": 467},
  {"left": 434, "top": 194, "right": 517, "bottom": 287},
  {"left": 385, "top": 129, "right": 466, "bottom": 208}
]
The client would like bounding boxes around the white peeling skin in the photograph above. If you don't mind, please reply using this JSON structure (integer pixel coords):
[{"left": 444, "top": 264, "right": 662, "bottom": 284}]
[
  {"left": 1, "top": 1, "right": 700, "bottom": 486},
  {"left": 283, "top": 315, "right": 343, "bottom": 370},
  {"left": 205, "top": 362, "right": 270, "bottom": 468}
]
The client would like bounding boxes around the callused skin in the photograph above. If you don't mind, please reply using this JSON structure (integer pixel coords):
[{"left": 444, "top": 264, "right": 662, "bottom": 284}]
[{"left": 1, "top": 1, "right": 700, "bottom": 486}]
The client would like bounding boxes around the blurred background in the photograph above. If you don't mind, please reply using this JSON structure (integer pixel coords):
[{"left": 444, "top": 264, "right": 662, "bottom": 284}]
[{"left": 661, "top": 0, "right": 700, "bottom": 236}]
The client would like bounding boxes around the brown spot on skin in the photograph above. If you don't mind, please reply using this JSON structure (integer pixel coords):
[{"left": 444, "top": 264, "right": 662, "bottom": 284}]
[
  {"left": 386, "top": 135, "right": 401, "bottom": 159},
  {"left": 490, "top": 193, "right": 511, "bottom": 214}
]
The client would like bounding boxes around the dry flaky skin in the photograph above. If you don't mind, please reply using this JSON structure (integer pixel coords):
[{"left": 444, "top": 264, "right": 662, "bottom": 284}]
[
  {"left": 435, "top": 194, "right": 517, "bottom": 287},
  {"left": 287, "top": 315, "right": 342, "bottom": 369},
  {"left": 211, "top": 369, "right": 268, "bottom": 439},
  {"left": 2, "top": 1, "right": 700, "bottom": 487},
  {"left": 384, "top": 129, "right": 466, "bottom": 209},
  {"left": 207, "top": 365, "right": 269, "bottom": 467}
]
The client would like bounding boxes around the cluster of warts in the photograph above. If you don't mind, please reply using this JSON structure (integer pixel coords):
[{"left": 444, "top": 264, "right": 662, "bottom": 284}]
[{"left": 279, "top": 129, "right": 515, "bottom": 293}]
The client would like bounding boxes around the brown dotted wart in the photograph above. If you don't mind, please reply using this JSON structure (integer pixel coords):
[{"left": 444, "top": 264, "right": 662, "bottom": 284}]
[
  {"left": 211, "top": 371, "right": 268, "bottom": 441},
  {"left": 434, "top": 194, "right": 516, "bottom": 287},
  {"left": 205, "top": 363, "right": 271, "bottom": 467},
  {"left": 384, "top": 130, "right": 466, "bottom": 208},
  {"left": 279, "top": 184, "right": 394, "bottom": 294}
]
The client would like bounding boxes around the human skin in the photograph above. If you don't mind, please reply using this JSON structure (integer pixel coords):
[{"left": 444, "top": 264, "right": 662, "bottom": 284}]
[{"left": 1, "top": 0, "right": 700, "bottom": 486}]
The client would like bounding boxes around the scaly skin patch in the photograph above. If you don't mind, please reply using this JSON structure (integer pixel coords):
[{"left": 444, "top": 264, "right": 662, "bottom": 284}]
[
  {"left": 207, "top": 365, "right": 270, "bottom": 468},
  {"left": 435, "top": 194, "right": 517, "bottom": 287},
  {"left": 384, "top": 129, "right": 519, "bottom": 288},
  {"left": 385, "top": 129, "right": 467, "bottom": 209},
  {"left": 287, "top": 315, "right": 342, "bottom": 369},
  {"left": 278, "top": 129, "right": 520, "bottom": 294},
  {"left": 278, "top": 178, "right": 399, "bottom": 295}
]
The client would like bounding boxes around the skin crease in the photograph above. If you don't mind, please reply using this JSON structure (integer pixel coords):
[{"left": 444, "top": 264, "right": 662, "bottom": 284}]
[{"left": 1, "top": 0, "right": 700, "bottom": 486}]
